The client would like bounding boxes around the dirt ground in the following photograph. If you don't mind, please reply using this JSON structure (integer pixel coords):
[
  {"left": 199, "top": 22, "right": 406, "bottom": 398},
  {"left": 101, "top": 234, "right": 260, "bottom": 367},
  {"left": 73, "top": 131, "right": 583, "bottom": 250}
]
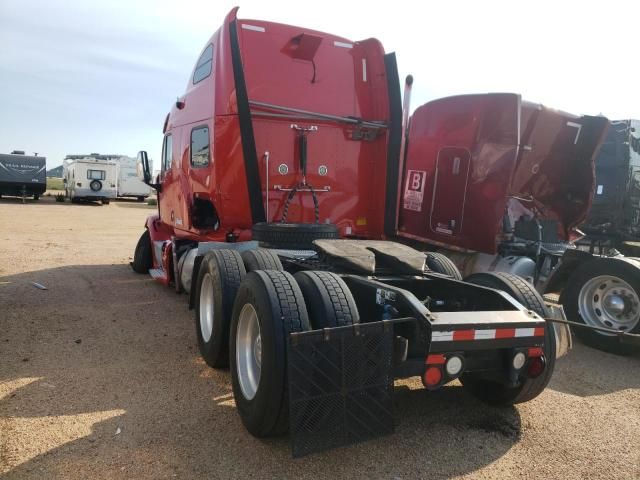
[{"left": 1, "top": 195, "right": 639, "bottom": 479}]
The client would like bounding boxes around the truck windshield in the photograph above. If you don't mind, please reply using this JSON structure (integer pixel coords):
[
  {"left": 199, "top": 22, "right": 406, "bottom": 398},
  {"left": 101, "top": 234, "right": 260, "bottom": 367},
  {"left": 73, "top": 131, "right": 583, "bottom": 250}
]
[{"left": 87, "top": 169, "right": 106, "bottom": 180}]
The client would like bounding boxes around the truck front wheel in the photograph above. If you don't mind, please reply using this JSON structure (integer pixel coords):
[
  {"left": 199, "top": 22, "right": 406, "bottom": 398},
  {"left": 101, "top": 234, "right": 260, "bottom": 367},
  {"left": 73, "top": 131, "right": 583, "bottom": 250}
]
[
  {"left": 561, "top": 258, "right": 640, "bottom": 354},
  {"left": 461, "top": 272, "right": 556, "bottom": 405},
  {"left": 195, "top": 250, "right": 246, "bottom": 368},
  {"left": 230, "top": 270, "right": 310, "bottom": 437},
  {"left": 131, "top": 230, "right": 152, "bottom": 274}
]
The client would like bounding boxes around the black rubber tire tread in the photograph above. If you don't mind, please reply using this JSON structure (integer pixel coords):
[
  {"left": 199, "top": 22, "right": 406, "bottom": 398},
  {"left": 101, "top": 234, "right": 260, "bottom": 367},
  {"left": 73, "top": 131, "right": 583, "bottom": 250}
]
[
  {"left": 294, "top": 271, "right": 360, "bottom": 328},
  {"left": 230, "top": 270, "right": 310, "bottom": 437},
  {"left": 252, "top": 222, "right": 339, "bottom": 250},
  {"left": 462, "top": 272, "right": 555, "bottom": 405},
  {"left": 131, "top": 229, "right": 152, "bottom": 274},
  {"left": 195, "top": 249, "right": 246, "bottom": 368},
  {"left": 425, "top": 252, "right": 463, "bottom": 280},
  {"left": 465, "top": 272, "right": 549, "bottom": 317},
  {"left": 560, "top": 257, "right": 640, "bottom": 355},
  {"left": 241, "top": 248, "right": 283, "bottom": 272}
]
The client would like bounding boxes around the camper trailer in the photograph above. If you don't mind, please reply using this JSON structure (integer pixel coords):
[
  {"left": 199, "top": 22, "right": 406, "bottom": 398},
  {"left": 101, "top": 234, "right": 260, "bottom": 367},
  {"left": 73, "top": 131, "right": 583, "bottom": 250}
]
[
  {"left": 63, "top": 156, "right": 117, "bottom": 204},
  {"left": 0, "top": 151, "right": 46, "bottom": 200},
  {"left": 114, "top": 155, "right": 151, "bottom": 201}
]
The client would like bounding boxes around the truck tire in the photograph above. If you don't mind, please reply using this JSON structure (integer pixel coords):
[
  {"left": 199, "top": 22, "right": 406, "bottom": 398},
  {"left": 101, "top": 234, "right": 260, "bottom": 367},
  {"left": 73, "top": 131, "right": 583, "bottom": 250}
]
[
  {"left": 33, "top": 194, "right": 40, "bottom": 200},
  {"left": 294, "top": 271, "right": 360, "bottom": 328},
  {"left": 230, "top": 270, "right": 310, "bottom": 437},
  {"left": 195, "top": 250, "right": 246, "bottom": 368},
  {"left": 131, "top": 230, "right": 152, "bottom": 274},
  {"left": 101, "top": 199, "right": 110, "bottom": 205},
  {"left": 461, "top": 272, "right": 556, "bottom": 405},
  {"left": 425, "top": 252, "right": 463, "bottom": 280},
  {"left": 137, "top": 196, "right": 145, "bottom": 202},
  {"left": 90, "top": 179, "right": 102, "bottom": 191},
  {"left": 560, "top": 257, "right": 640, "bottom": 355},
  {"left": 241, "top": 249, "right": 283, "bottom": 272},
  {"left": 465, "top": 272, "right": 548, "bottom": 317},
  {"left": 252, "top": 222, "right": 339, "bottom": 250}
]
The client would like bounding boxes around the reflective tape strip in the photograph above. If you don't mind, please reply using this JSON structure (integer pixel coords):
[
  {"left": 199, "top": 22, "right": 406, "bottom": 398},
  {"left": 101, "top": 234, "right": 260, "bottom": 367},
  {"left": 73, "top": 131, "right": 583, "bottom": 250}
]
[
  {"left": 432, "top": 331, "right": 454, "bottom": 342},
  {"left": 431, "top": 326, "right": 544, "bottom": 342},
  {"left": 515, "top": 328, "right": 535, "bottom": 337},
  {"left": 474, "top": 329, "right": 496, "bottom": 340},
  {"left": 334, "top": 41, "right": 353, "bottom": 48}
]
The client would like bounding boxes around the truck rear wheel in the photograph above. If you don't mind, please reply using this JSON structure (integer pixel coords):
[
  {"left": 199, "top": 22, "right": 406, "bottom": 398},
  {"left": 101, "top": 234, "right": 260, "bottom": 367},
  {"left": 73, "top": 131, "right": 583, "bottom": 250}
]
[
  {"left": 230, "top": 270, "right": 310, "bottom": 437},
  {"left": 465, "top": 272, "right": 548, "bottom": 317},
  {"left": 195, "top": 250, "right": 246, "bottom": 368},
  {"left": 241, "top": 248, "right": 283, "bottom": 272},
  {"left": 294, "top": 271, "right": 360, "bottom": 328},
  {"left": 252, "top": 222, "right": 339, "bottom": 250},
  {"left": 131, "top": 230, "right": 152, "bottom": 274},
  {"left": 561, "top": 258, "right": 640, "bottom": 355},
  {"left": 101, "top": 199, "right": 110, "bottom": 205},
  {"left": 425, "top": 252, "right": 462, "bottom": 280},
  {"left": 461, "top": 272, "right": 556, "bottom": 405}
]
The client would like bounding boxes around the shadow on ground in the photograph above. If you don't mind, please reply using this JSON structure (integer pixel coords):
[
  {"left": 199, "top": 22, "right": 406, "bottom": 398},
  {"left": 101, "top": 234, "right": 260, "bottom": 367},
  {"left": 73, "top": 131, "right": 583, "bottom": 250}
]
[{"left": 1, "top": 264, "right": 636, "bottom": 478}]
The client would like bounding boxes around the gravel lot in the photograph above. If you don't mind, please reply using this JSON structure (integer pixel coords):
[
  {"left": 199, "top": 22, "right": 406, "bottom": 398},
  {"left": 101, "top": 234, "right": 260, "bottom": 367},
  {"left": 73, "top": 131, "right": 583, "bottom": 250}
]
[{"left": 1, "top": 196, "right": 639, "bottom": 479}]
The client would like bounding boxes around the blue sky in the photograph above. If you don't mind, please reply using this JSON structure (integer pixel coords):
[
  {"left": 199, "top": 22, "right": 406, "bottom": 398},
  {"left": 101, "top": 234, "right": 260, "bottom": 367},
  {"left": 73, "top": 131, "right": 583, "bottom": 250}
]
[{"left": 1, "top": 0, "right": 638, "bottom": 168}]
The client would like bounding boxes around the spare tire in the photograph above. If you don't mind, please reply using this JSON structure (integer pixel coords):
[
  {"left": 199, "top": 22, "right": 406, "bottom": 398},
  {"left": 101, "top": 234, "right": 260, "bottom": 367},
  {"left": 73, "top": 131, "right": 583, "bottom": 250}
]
[
  {"left": 252, "top": 222, "right": 339, "bottom": 250},
  {"left": 90, "top": 179, "right": 102, "bottom": 191}
]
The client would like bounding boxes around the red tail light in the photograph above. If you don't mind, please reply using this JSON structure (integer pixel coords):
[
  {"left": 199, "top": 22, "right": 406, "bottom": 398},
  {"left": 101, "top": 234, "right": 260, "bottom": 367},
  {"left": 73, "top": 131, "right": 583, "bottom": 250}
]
[
  {"left": 422, "top": 366, "right": 443, "bottom": 389},
  {"left": 528, "top": 347, "right": 544, "bottom": 357},
  {"left": 527, "top": 356, "right": 546, "bottom": 378}
]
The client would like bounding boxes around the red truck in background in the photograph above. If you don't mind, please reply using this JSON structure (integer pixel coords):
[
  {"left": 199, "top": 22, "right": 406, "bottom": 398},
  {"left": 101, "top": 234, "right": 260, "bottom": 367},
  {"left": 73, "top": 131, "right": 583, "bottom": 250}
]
[
  {"left": 132, "top": 8, "right": 567, "bottom": 455},
  {"left": 398, "top": 91, "right": 640, "bottom": 354}
]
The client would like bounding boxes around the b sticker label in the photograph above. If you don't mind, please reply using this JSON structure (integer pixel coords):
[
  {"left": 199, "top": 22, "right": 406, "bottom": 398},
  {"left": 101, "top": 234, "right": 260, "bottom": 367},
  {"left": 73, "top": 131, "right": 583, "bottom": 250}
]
[{"left": 403, "top": 170, "right": 426, "bottom": 212}]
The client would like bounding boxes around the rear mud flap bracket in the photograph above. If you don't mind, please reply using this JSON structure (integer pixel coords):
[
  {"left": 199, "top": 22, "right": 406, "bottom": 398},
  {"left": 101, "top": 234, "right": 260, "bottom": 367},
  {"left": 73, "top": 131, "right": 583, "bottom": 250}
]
[{"left": 287, "top": 321, "right": 395, "bottom": 457}]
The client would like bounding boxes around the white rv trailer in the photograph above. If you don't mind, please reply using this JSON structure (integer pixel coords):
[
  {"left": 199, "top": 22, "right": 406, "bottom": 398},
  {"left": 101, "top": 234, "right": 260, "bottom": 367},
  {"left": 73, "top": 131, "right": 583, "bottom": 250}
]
[
  {"left": 63, "top": 156, "right": 117, "bottom": 204},
  {"left": 114, "top": 155, "right": 151, "bottom": 200}
]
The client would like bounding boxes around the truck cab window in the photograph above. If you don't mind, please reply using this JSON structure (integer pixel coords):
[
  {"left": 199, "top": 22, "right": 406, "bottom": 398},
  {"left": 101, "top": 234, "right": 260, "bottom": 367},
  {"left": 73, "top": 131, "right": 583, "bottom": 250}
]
[
  {"left": 162, "top": 134, "right": 173, "bottom": 172},
  {"left": 193, "top": 44, "right": 213, "bottom": 84},
  {"left": 190, "top": 126, "right": 210, "bottom": 167}
]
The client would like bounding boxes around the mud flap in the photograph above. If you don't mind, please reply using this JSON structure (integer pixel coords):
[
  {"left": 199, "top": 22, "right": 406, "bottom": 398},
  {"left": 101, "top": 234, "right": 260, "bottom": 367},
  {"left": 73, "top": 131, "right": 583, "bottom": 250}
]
[
  {"left": 287, "top": 322, "right": 395, "bottom": 457},
  {"left": 544, "top": 295, "right": 572, "bottom": 358}
]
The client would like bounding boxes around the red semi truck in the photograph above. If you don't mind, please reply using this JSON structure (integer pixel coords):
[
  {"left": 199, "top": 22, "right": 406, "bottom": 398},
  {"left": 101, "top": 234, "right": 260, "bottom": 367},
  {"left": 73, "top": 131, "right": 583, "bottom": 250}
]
[
  {"left": 397, "top": 91, "right": 640, "bottom": 354},
  {"left": 132, "top": 9, "right": 568, "bottom": 455}
]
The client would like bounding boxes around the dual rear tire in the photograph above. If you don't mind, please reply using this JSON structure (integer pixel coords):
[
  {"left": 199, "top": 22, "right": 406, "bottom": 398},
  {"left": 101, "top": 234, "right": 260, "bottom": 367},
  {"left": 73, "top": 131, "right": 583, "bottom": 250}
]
[{"left": 194, "top": 249, "right": 360, "bottom": 437}]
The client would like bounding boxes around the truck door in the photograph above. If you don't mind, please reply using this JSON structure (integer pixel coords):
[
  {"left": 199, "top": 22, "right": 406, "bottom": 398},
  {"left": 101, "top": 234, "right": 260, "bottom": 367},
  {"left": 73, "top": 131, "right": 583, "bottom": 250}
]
[
  {"left": 158, "top": 133, "right": 182, "bottom": 229},
  {"left": 429, "top": 148, "right": 471, "bottom": 235}
]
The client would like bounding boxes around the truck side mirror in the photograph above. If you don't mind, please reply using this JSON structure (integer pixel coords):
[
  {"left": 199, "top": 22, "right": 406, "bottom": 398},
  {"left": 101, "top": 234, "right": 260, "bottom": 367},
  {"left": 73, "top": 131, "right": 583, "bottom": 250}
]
[
  {"left": 137, "top": 151, "right": 161, "bottom": 192},
  {"left": 138, "top": 151, "right": 151, "bottom": 184}
]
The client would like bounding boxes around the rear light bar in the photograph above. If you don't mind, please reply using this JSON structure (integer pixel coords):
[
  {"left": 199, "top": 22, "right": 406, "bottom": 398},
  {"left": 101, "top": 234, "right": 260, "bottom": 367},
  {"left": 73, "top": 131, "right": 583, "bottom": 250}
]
[{"left": 423, "top": 353, "right": 465, "bottom": 390}]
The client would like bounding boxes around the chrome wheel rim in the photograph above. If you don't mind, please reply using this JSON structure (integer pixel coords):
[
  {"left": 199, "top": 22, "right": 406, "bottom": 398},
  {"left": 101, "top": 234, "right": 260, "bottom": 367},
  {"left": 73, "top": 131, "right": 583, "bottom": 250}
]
[
  {"left": 578, "top": 275, "right": 640, "bottom": 334},
  {"left": 236, "top": 303, "right": 262, "bottom": 400},
  {"left": 199, "top": 273, "right": 214, "bottom": 342}
]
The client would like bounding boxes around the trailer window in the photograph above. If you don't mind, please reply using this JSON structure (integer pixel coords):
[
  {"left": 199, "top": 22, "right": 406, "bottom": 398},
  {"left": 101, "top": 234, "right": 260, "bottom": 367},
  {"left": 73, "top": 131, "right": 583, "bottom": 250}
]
[
  {"left": 87, "top": 169, "right": 106, "bottom": 180},
  {"left": 193, "top": 44, "right": 213, "bottom": 84},
  {"left": 191, "top": 126, "right": 210, "bottom": 167},
  {"left": 162, "top": 134, "right": 173, "bottom": 172}
]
